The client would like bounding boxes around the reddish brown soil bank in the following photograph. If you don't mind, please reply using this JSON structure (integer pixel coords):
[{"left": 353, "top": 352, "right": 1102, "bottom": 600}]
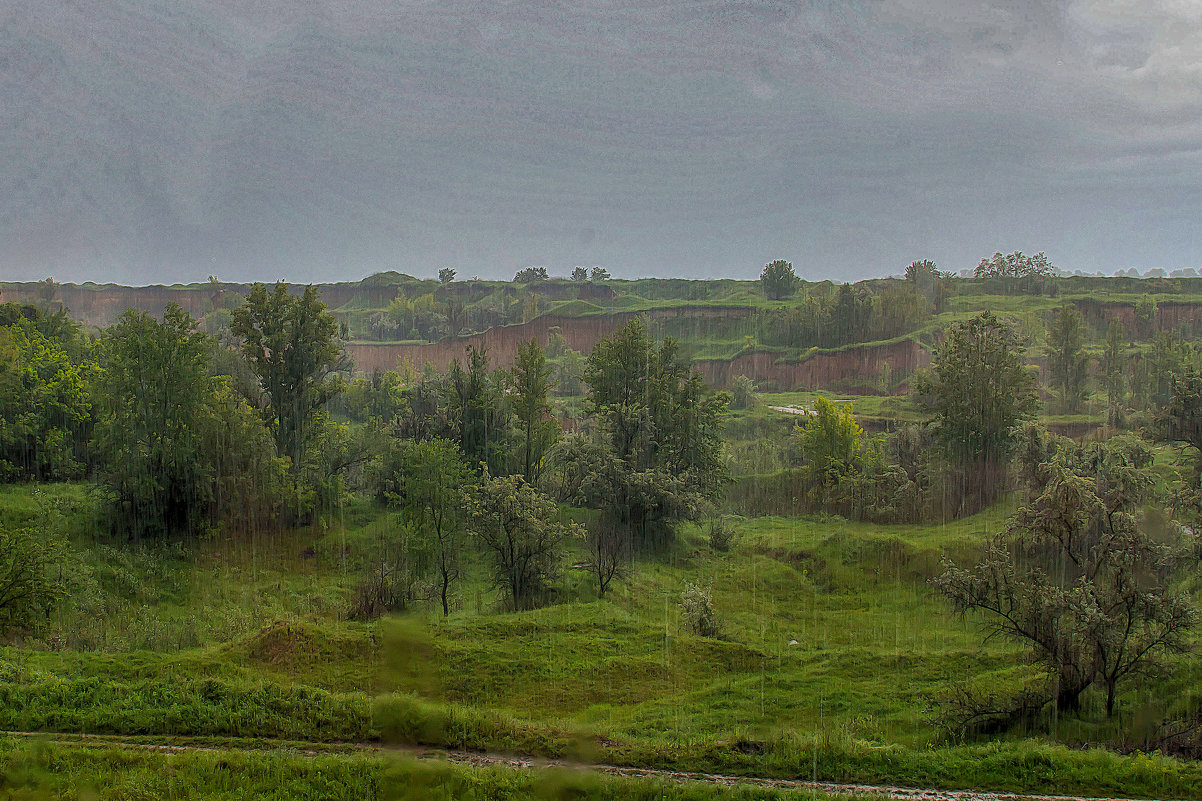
[
  {"left": 694, "top": 339, "right": 930, "bottom": 392},
  {"left": 346, "top": 307, "right": 749, "bottom": 375},
  {"left": 1072, "top": 298, "right": 1202, "bottom": 332}
]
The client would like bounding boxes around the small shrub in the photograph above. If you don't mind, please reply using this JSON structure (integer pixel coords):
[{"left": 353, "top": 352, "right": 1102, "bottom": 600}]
[
  {"left": 680, "top": 581, "right": 720, "bottom": 638},
  {"left": 707, "top": 517, "right": 736, "bottom": 553},
  {"left": 0, "top": 525, "right": 67, "bottom": 634},
  {"left": 729, "top": 375, "right": 757, "bottom": 409}
]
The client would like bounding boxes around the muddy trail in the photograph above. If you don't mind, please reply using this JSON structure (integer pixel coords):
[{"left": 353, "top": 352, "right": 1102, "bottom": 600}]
[{"left": 0, "top": 731, "right": 1160, "bottom": 801}]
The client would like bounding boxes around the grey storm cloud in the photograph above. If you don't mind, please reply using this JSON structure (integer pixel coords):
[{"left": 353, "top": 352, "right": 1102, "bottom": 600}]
[{"left": 0, "top": 0, "right": 1199, "bottom": 283}]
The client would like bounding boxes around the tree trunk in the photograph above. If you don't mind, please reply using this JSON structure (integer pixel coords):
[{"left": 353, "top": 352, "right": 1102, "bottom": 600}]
[
  {"left": 1106, "top": 680, "right": 1116, "bottom": 718},
  {"left": 1056, "top": 684, "right": 1085, "bottom": 713}
]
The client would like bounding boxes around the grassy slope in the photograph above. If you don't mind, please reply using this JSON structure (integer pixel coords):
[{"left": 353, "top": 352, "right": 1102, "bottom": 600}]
[{"left": 3, "top": 485, "right": 1201, "bottom": 798}]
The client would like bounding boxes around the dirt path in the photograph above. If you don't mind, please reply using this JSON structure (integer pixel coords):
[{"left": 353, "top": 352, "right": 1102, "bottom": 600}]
[{"left": 0, "top": 731, "right": 1159, "bottom": 801}]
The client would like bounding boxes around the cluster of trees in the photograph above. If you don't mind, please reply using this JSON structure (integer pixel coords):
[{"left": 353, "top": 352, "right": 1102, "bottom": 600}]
[
  {"left": 974, "top": 251, "right": 1057, "bottom": 279},
  {"left": 363, "top": 273, "right": 614, "bottom": 343},
  {"left": 758, "top": 281, "right": 933, "bottom": 351},
  {"left": 787, "top": 312, "right": 1037, "bottom": 521},
  {"left": 515, "top": 266, "right": 610, "bottom": 283},
  {"left": 1041, "top": 297, "right": 1202, "bottom": 424},
  {"left": 0, "top": 288, "right": 730, "bottom": 623},
  {"left": 366, "top": 287, "right": 551, "bottom": 342},
  {"left": 0, "top": 304, "right": 92, "bottom": 481},
  {"left": 792, "top": 294, "right": 1202, "bottom": 522},
  {"left": 353, "top": 319, "right": 729, "bottom": 611},
  {"left": 784, "top": 305, "right": 1201, "bottom": 727}
]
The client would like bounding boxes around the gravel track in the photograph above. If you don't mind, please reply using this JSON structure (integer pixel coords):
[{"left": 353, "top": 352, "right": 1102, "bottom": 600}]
[{"left": 0, "top": 731, "right": 1162, "bottom": 801}]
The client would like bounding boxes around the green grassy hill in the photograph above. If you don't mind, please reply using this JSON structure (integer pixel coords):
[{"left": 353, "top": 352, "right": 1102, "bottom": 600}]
[{"left": 3, "top": 482, "right": 1200, "bottom": 799}]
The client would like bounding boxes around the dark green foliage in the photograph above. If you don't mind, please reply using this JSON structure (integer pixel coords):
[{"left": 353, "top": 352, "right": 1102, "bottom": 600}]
[
  {"left": 904, "top": 259, "right": 949, "bottom": 312},
  {"left": 974, "top": 251, "right": 1057, "bottom": 279},
  {"left": 728, "top": 374, "right": 756, "bottom": 409},
  {"left": 344, "top": 371, "right": 407, "bottom": 424},
  {"left": 759, "top": 259, "right": 799, "bottom": 300},
  {"left": 514, "top": 266, "right": 549, "bottom": 283},
  {"left": 445, "top": 346, "right": 510, "bottom": 474},
  {"left": 469, "top": 473, "right": 581, "bottom": 609},
  {"left": 913, "top": 311, "right": 1038, "bottom": 512},
  {"left": 1099, "top": 320, "right": 1128, "bottom": 427},
  {"left": 386, "top": 437, "right": 475, "bottom": 616},
  {"left": 572, "top": 319, "right": 728, "bottom": 548},
  {"left": 571, "top": 266, "right": 589, "bottom": 281},
  {"left": 508, "top": 339, "right": 558, "bottom": 482},
  {"left": 1157, "top": 364, "right": 1202, "bottom": 493},
  {"left": 438, "top": 267, "right": 456, "bottom": 284},
  {"left": 1045, "top": 305, "right": 1089, "bottom": 413},
  {"left": 231, "top": 283, "right": 345, "bottom": 473},
  {"left": 0, "top": 525, "right": 66, "bottom": 632},
  {"left": 904, "top": 259, "right": 942, "bottom": 286},
  {"left": 1134, "top": 294, "right": 1157, "bottom": 340},
  {"left": 758, "top": 281, "right": 931, "bottom": 349},
  {"left": 1148, "top": 331, "right": 1199, "bottom": 410},
  {"left": 98, "top": 304, "right": 284, "bottom": 538}
]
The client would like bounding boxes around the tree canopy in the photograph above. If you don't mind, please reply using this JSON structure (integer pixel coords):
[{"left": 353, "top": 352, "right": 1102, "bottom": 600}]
[
  {"left": 230, "top": 283, "right": 345, "bottom": 474},
  {"left": 760, "top": 259, "right": 799, "bottom": 300},
  {"left": 1045, "top": 305, "right": 1089, "bottom": 414},
  {"left": 571, "top": 319, "right": 729, "bottom": 548},
  {"left": 936, "top": 436, "right": 1197, "bottom": 717},
  {"left": 974, "top": 251, "right": 1057, "bottom": 279},
  {"left": 914, "top": 311, "right": 1038, "bottom": 511}
]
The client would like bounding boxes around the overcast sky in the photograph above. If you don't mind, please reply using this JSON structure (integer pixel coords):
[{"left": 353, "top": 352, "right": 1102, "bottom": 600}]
[{"left": 2, "top": 0, "right": 1200, "bottom": 284}]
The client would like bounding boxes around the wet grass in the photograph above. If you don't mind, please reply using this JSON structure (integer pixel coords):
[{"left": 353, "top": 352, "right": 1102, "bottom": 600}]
[{"left": 2, "top": 487, "right": 1201, "bottom": 797}]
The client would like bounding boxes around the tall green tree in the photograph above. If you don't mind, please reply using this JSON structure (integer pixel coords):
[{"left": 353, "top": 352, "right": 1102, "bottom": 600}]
[
  {"left": 385, "top": 438, "right": 475, "bottom": 617},
  {"left": 936, "top": 439, "right": 1196, "bottom": 716},
  {"left": 1045, "top": 305, "right": 1089, "bottom": 413},
  {"left": 230, "top": 283, "right": 345, "bottom": 472},
  {"left": 0, "top": 525, "right": 66, "bottom": 633},
  {"left": 576, "top": 319, "right": 728, "bottom": 548},
  {"left": 0, "top": 319, "right": 92, "bottom": 481},
  {"left": 796, "top": 397, "right": 863, "bottom": 489},
  {"left": 508, "top": 339, "right": 558, "bottom": 482},
  {"left": 1157, "top": 365, "right": 1202, "bottom": 472},
  {"left": 1133, "top": 294, "right": 1157, "bottom": 340},
  {"left": 1099, "top": 320, "right": 1128, "bottom": 428},
  {"left": 99, "top": 305, "right": 282, "bottom": 538},
  {"left": 445, "top": 346, "right": 509, "bottom": 474},
  {"left": 913, "top": 311, "right": 1038, "bottom": 512}
]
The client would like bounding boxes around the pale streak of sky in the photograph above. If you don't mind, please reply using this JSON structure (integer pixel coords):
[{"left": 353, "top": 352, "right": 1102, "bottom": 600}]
[{"left": 0, "top": 1, "right": 1200, "bottom": 283}]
